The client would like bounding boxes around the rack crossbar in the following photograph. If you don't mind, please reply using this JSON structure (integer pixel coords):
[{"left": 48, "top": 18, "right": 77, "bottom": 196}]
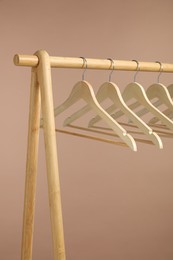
[{"left": 14, "top": 53, "right": 173, "bottom": 72}]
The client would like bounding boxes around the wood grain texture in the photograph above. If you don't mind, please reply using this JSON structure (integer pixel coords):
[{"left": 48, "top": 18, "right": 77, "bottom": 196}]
[
  {"left": 14, "top": 53, "right": 173, "bottom": 72},
  {"left": 21, "top": 68, "right": 41, "bottom": 260},
  {"left": 36, "top": 50, "right": 66, "bottom": 260}
]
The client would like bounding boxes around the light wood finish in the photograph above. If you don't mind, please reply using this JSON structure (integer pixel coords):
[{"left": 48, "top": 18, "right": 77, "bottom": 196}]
[
  {"left": 14, "top": 51, "right": 173, "bottom": 260},
  {"left": 55, "top": 128, "right": 128, "bottom": 147},
  {"left": 14, "top": 54, "right": 173, "bottom": 72},
  {"left": 147, "top": 83, "right": 173, "bottom": 109},
  {"left": 130, "top": 83, "right": 173, "bottom": 119},
  {"left": 66, "top": 124, "right": 155, "bottom": 145},
  {"left": 54, "top": 80, "right": 137, "bottom": 151},
  {"left": 65, "top": 82, "right": 163, "bottom": 149},
  {"left": 21, "top": 68, "right": 41, "bottom": 260},
  {"left": 36, "top": 50, "right": 66, "bottom": 260},
  {"left": 108, "top": 82, "right": 173, "bottom": 131},
  {"left": 56, "top": 124, "right": 172, "bottom": 145},
  {"left": 68, "top": 122, "right": 173, "bottom": 138},
  {"left": 168, "top": 84, "right": 173, "bottom": 97},
  {"left": 149, "top": 109, "right": 173, "bottom": 124},
  {"left": 123, "top": 82, "right": 173, "bottom": 131},
  {"left": 123, "top": 122, "right": 173, "bottom": 137},
  {"left": 92, "top": 82, "right": 162, "bottom": 148},
  {"left": 64, "top": 104, "right": 90, "bottom": 126},
  {"left": 90, "top": 125, "right": 173, "bottom": 139},
  {"left": 149, "top": 84, "right": 173, "bottom": 124},
  {"left": 106, "top": 101, "right": 141, "bottom": 120}
]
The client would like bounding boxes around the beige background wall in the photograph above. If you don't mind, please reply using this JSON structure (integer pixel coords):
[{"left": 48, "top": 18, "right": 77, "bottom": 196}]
[{"left": 1, "top": 0, "right": 173, "bottom": 259}]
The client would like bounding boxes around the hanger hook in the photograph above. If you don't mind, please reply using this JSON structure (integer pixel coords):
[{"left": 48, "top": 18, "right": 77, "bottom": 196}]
[
  {"left": 155, "top": 61, "right": 163, "bottom": 83},
  {"left": 80, "top": 57, "right": 87, "bottom": 80},
  {"left": 107, "top": 58, "right": 115, "bottom": 82},
  {"left": 132, "top": 60, "right": 140, "bottom": 82}
]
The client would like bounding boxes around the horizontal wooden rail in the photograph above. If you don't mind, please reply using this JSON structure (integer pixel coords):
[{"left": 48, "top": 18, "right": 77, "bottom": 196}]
[{"left": 14, "top": 53, "right": 173, "bottom": 72}]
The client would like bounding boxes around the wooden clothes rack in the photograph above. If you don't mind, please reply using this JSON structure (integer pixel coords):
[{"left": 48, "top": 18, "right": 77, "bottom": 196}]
[{"left": 14, "top": 50, "right": 173, "bottom": 260}]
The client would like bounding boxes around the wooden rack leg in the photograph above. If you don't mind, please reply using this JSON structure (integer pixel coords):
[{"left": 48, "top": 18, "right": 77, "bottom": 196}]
[
  {"left": 36, "top": 50, "right": 66, "bottom": 260},
  {"left": 21, "top": 68, "right": 41, "bottom": 260}
]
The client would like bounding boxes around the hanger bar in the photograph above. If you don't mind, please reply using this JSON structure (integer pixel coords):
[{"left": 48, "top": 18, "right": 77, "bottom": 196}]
[
  {"left": 14, "top": 53, "right": 173, "bottom": 72},
  {"left": 67, "top": 124, "right": 154, "bottom": 145},
  {"left": 90, "top": 124, "right": 173, "bottom": 138},
  {"left": 55, "top": 128, "right": 128, "bottom": 147}
]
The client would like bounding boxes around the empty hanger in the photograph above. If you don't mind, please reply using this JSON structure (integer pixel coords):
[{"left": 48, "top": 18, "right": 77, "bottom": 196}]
[
  {"left": 54, "top": 57, "right": 137, "bottom": 151},
  {"left": 65, "top": 58, "right": 163, "bottom": 149},
  {"left": 104, "top": 60, "right": 173, "bottom": 132},
  {"left": 129, "top": 62, "right": 173, "bottom": 121},
  {"left": 149, "top": 83, "right": 173, "bottom": 124}
]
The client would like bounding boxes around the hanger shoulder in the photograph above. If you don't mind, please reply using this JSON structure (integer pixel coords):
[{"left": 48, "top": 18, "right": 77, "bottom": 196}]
[
  {"left": 111, "top": 101, "right": 141, "bottom": 120},
  {"left": 134, "top": 83, "right": 173, "bottom": 118},
  {"left": 168, "top": 84, "right": 173, "bottom": 97},
  {"left": 54, "top": 81, "right": 86, "bottom": 117},
  {"left": 146, "top": 83, "right": 173, "bottom": 109},
  {"left": 55, "top": 80, "right": 137, "bottom": 150},
  {"left": 123, "top": 82, "right": 173, "bottom": 131},
  {"left": 155, "top": 84, "right": 173, "bottom": 119},
  {"left": 64, "top": 80, "right": 105, "bottom": 126},
  {"left": 143, "top": 83, "right": 173, "bottom": 124},
  {"left": 88, "top": 82, "right": 117, "bottom": 125},
  {"left": 91, "top": 82, "right": 147, "bottom": 124},
  {"left": 64, "top": 105, "right": 90, "bottom": 126},
  {"left": 149, "top": 109, "right": 173, "bottom": 124},
  {"left": 123, "top": 82, "right": 148, "bottom": 104},
  {"left": 55, "top": 80, "right": 106, "bottom": 117},
  {"left": 64, "top": 81, "right": 116, "bottom": 126},
  {"left": 121, "top": 82, "right": 155, "bottom": 118},
  {"left": 90, "top": 82, "right": 162, "bottom": 148},
  {"left": 76, "top": 81, "right": 137, "bottom": 151}
]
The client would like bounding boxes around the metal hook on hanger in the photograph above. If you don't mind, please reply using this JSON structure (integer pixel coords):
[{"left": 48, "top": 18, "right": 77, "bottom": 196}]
[
  {"left": 132, "top": 60, "right": 140, "bottom": 82},
  {"left": 107, "top": 58, "right": 115, "bottom": 82},
  {"left": 80, "top": 57, "right": 87, "bottom": 80},
  {"left": 155, "top": 61, "right": 163, "bottom": 83}
]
